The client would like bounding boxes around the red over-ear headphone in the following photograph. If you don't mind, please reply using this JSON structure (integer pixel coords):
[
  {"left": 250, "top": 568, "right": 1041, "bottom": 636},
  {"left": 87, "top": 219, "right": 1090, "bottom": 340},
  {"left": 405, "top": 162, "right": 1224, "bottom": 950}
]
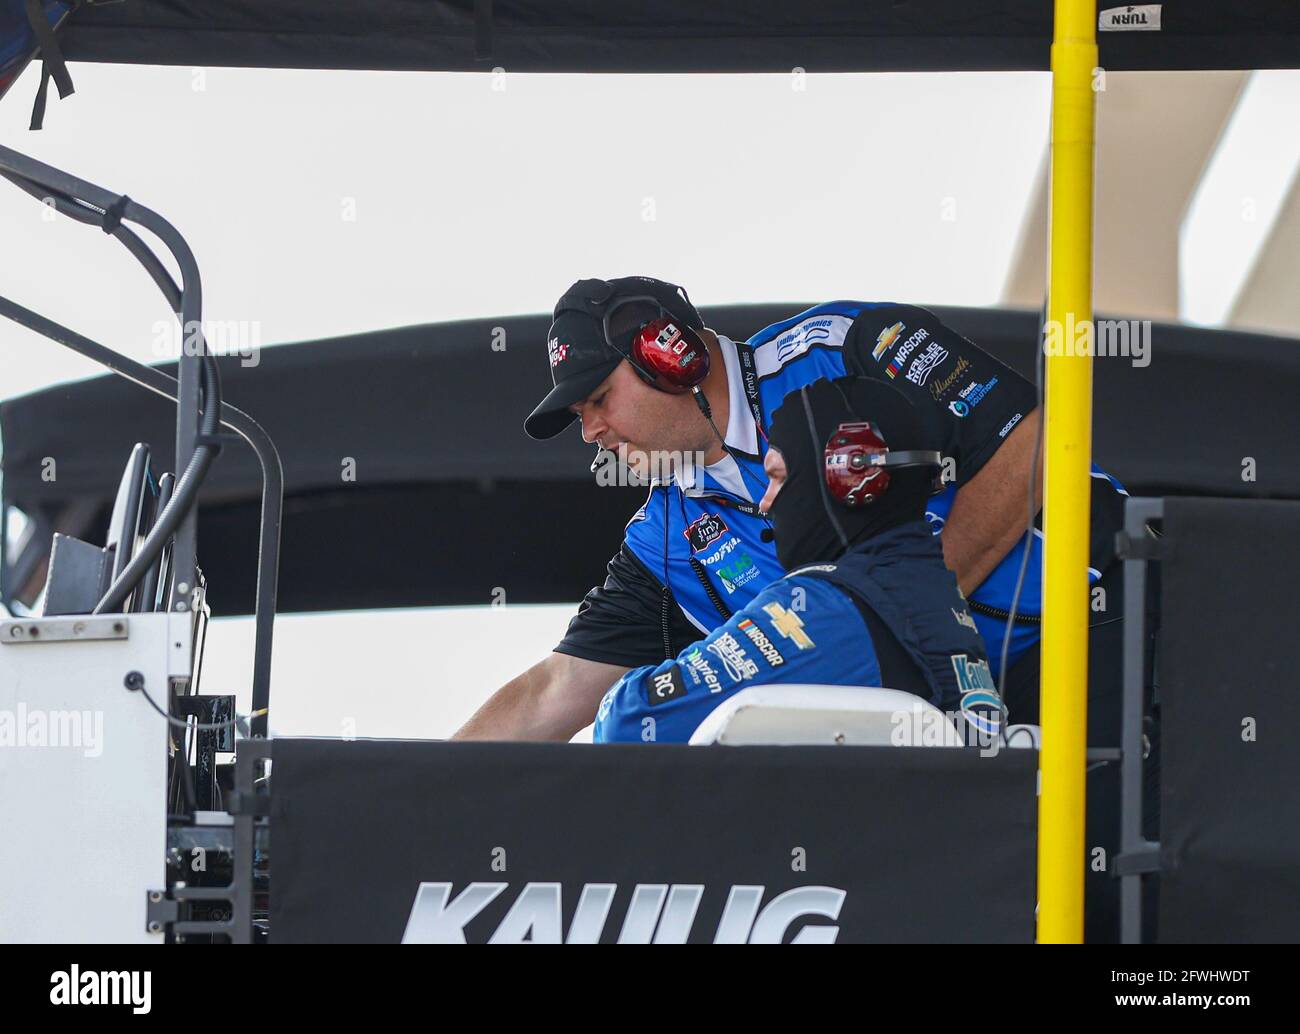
[
  {"left": 605, "top": 298, "right": 710, "bottom": 394},
  {"left": 823, "top": 421, "right": 944, "bottom": 507}
]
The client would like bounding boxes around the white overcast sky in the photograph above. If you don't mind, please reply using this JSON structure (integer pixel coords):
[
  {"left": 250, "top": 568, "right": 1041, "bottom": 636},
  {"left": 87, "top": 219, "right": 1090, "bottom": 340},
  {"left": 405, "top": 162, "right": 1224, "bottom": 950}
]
[{"left": 0, "top": 63, "right": 1051, "bottom": 401}]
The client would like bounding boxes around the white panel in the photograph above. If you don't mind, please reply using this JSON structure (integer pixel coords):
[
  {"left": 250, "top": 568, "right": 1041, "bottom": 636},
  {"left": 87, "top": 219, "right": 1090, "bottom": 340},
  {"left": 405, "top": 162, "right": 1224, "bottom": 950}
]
[{"left": 0, "top": 614, "right": 172, "bottom": 943}]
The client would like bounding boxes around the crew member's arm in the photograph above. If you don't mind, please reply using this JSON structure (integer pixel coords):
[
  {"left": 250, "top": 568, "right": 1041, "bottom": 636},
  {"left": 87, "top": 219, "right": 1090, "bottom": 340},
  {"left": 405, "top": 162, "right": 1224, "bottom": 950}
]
[
  {"left": 940, "top": 407, "right": 1042, "bottom": 594},
  {"left": 454, "top": 652, "right": 631, "bottom": 742},
  {"left": 452, "top": 543, "right": 699, "bottom": 741},
  {"left": 845, "top": 304, "right": 1041, "bottom": 593}
]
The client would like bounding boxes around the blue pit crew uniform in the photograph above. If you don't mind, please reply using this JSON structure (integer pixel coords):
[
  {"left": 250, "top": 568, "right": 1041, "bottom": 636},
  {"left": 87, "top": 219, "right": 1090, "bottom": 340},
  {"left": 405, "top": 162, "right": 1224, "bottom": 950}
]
[
  {"left": 558, "top": 302, "right": 1127, "bottom": 682},
  {"left": 594, "top": 522, "right": 1002, "bottom": 744}
]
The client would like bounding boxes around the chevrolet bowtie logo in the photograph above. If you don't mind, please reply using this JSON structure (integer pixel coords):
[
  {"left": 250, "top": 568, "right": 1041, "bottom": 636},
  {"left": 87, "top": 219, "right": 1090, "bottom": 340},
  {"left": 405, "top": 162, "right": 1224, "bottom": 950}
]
[
  {"left": 762, "top": 602, "right": 814, "bottom": 650},
  {"left": 872, "top": 321, "right": 905, "bottom": 360}
]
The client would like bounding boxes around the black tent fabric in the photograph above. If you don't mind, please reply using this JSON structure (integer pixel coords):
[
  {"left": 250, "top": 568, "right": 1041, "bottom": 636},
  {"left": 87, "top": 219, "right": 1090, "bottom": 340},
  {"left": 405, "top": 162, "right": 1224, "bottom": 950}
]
[
  {"left": 51, "top": 1, "right": 1300, "bottom": 74},
  {"left": 3, "top": 303, "right": 1299, "bottom": 614}
]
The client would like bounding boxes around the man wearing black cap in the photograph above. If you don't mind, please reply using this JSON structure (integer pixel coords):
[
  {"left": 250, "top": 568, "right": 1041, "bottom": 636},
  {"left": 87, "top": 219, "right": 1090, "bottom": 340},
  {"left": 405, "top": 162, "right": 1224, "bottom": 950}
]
[
  {"left": 456, "top": 277, "right": 1128, "bottom": 747},
  {"left": 593, "top": 376, "right": 1003, "bottom": 746}
]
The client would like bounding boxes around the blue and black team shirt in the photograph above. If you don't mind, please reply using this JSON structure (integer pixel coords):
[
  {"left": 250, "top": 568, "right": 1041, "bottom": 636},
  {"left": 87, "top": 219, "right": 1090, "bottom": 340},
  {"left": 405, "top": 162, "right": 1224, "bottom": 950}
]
[{"left": 556, "top": 302, "right": 1128, "bottom": 680}]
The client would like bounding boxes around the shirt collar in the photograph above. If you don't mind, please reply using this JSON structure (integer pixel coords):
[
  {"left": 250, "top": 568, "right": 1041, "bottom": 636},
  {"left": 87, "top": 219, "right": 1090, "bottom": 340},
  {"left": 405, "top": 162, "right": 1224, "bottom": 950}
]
[
  {"left": 715, "top": 333, "right": 760, "bottom": 457},
  {"left": 684, "top": 334, "right": 761, "bottom": 501}
]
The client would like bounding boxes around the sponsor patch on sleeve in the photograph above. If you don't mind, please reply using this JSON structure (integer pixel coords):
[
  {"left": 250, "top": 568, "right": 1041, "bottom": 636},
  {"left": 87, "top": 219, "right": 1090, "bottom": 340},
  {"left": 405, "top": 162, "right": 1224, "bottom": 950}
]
[
  {"left": 950, "top": 653, "right": 1003, "bottom": 738},
  {"left": 706, "top": 632, "right": 760, "bottom": 684},
  {"left": 905, "top": 342, "right": 950, "bottom": 386},
  {"left": 762, "top": 602, "right": 816, "bottom": 650},
  {"left": 873, "top": 321, "right": 905, "bottom": 361},
  {"left": 647, "top": 665, "right": 688, "bottom": 706},
  {"left": 738, "top": 618, "right": 785, "bottom": 667},
  {"left": 683, "top": 647, "right": 724, "bottom": 693}
]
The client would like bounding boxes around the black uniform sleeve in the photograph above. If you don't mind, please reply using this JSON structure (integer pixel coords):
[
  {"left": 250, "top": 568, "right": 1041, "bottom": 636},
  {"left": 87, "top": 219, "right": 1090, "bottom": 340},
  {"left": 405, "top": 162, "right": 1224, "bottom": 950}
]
[
  {"left": 554, "top": 543, "right": 701, "bottom": 669},
  {"left": 843, "top": 304, "right": 1038, "bottom": 486}
]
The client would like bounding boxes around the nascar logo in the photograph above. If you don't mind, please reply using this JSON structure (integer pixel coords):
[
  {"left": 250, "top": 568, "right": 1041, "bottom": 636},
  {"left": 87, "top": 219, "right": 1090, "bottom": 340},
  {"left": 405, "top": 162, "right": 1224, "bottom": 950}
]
[
  {"left": 738, "top": 618, "right": 784, "bottom": 667},
  {"left": 885, "top": 327, "right": 930, "bottom": 379}
]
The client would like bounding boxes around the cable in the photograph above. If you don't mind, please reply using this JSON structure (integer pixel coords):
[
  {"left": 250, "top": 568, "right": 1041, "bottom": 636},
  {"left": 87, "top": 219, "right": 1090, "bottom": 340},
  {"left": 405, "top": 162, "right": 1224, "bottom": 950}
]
[
  {"left": 799, "top": 386, "right": 851, "bottom": 550},
  {"left": 996, "top": 308, "right": 1048, "bottom": 711},
  {"left": 674, "top": 490, "right": 735, "bottom": 620},
  {"left": 980, "top": 308, "right": 1049, "bottom": 748},
  {"left": 696, "top": 387, "right": 777, "bottom": 521},
  {"left": 178, "top": 711, "right": 198, "bottom": 814},
  {"left": 659, "top": 486, "right": 673, "bottom": 660},
  {"left": 132, "top": 677, "right": 267, "bottom": 734}
]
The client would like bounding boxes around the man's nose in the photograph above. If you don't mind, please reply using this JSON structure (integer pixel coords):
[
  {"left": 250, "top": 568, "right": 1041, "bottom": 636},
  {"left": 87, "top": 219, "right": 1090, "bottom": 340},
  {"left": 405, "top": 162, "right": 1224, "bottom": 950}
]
[{"left": 579, "top": 407, "right": 607, "bottom": 445}]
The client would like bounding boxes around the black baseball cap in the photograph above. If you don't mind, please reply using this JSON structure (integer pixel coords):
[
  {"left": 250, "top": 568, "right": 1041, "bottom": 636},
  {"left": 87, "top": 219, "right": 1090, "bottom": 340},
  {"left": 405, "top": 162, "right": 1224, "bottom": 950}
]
[{"left": 523, "top": 276, "right": 703, "bottom": 440}]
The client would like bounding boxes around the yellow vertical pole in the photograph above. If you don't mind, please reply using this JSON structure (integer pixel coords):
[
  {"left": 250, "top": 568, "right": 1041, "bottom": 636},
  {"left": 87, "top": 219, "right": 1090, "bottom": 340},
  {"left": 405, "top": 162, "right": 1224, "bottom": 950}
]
[{"left": 1038, "top": 0, "right": 1098, "bottom": 943}]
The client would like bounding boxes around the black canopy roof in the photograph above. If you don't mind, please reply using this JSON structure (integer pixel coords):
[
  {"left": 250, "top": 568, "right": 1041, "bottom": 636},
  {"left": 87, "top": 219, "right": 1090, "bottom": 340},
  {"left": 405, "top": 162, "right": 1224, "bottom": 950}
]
[
  {"left": 53, "top": 1, "right": 1300, "bottom": 74},
  {"left": 4, "top": 303, "right": 1298, "bottom": 615}
]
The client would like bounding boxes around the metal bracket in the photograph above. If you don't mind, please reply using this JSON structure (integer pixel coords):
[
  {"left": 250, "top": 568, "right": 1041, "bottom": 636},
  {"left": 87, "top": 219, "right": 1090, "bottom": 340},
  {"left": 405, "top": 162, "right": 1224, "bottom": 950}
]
[
  {"left": 1, "top": 616, "right": 128, "bottom": 645},
  {"left": 1115, "top": 529, "right": 1163, "bottom": 561},
  {"left": 146, "top": 889, "right": 178, "bottom": 934},
  {"left": 1120, "top": 497, "right": 1164, "bottom": 942},
  {"left": 1113, "top": 842, "right": 1162, "bottom": 877}
]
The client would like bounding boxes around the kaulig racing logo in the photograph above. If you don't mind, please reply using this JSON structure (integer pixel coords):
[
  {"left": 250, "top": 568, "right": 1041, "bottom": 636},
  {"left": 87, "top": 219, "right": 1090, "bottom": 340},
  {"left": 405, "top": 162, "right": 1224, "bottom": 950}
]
[{"left": 403, "top": 882, "right": 846, "bottom": 943}]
